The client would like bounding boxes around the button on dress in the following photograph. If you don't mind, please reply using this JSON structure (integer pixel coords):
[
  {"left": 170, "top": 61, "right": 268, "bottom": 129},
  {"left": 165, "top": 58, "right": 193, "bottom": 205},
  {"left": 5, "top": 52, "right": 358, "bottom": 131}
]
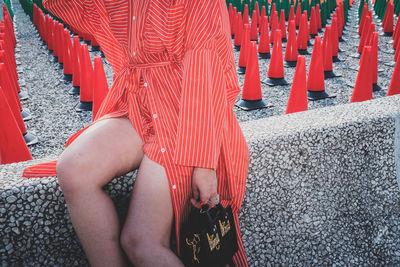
[{"left": 23, "top": 0, "right": 250, "bottom": 265}]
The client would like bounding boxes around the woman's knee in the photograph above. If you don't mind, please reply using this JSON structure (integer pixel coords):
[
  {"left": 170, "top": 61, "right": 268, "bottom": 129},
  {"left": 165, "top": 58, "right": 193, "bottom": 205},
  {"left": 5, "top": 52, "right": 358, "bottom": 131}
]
[{"left": 56, "top": 150, "right": 92, "bottom": 195}]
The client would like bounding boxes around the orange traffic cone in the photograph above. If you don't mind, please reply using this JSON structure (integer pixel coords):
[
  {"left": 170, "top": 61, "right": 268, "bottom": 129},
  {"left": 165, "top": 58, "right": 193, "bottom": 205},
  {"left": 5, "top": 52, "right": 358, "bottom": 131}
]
[
  {"left": 250, "top": 10, "right": 258, "bottom": 41},
  {"left": 258, "top": 16, "right": 271, "bottom": 59},
  {"left": 331, "top": 16, "right": 340, "bottom": 62},
  {"left": 266, "top": 29, "right": 289, "bottom": 86},
  {"left": 0, "top": 88, "right": 32, "bottom": 164},
  {"left": 309, "top": 7, "right": 318, "bottom": 37},
  {"left": 63, "top": 29, "right": 73, "bottom": 81},
  {"left": 238, "top": 24, "right": 251, "bottom": 74},
  {"left": 75, "top": 44, "right": 93, "bottom": 111},
  {"left": 278, "top": 10, "right": 287, "bottom": 41},
  {"left": 369, "top": 32, "right": 380, "bottom": 92},
  {"left": 236, "top": 42, "right": 268, "bottom": 110},
  {"left": 358, "top": 15, "right": 371, "bottom": 54},
  {"left": 322, "top": 26, "right": 341, "bottom": 78},
  {"left": 93, "top": 56, "right": 109, "bottom": 120},
  {"left": 295, "top": 2, "right": 302, "bottom": 28},
  {"left": 351, "top": 46, "right": 373, "bottom": 102},
  {"left": 270, "top": 11, "right": 279, "bottom": 44},
  {"left": 284, "top": 20, "right": 298, "bottom": 67},
  {"left": 70, "top": 36, "right": 81, "bottom": 94},
  {"left": 286, "top": 56, "right": 307, "bottom": 114},
  {"left": 234, "top": 12, "right": 243, "bottom": 49},
  {"left": 387, "top": 55, "right": 400, "bottom": 96},
  {"left": 383, "top": 3, "right": 394, "bottom": 36},
  {"left": 307, "top": 36, "right": 334, "bottom": 100},
  {"left": 297, "top": 13, "right": 309, "bottom": 54},
  {"left": 358, "top": 3, "right": 368, "bottom": 35}
]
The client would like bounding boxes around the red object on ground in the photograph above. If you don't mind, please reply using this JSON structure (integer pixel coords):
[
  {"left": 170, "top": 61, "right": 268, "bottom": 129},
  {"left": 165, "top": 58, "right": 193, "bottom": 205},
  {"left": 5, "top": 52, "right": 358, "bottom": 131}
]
[
  {"left": 288, "top": 5, "right": 295, "bottom": 23},
  {"left": 358, "top": 3, "right": 368, "bottom": 35},
  {"left": 295, "top": 2, "right": 302, "bottom": 28},
  {"left": 285, "top": 20, "right": 298, "bottom": 62},
  {"left": 238, "top": 24, "right": 251, "bottom": 69},
  {"left": 242, "top": 42, "right": 262, "bottom": 101},
  {"left": 93, "top": 56, "right": 109, "bottom": 121},
  {"left": 358, "top": 16, "right": 371, "bottom": 53},
  {"left": 259, "top": 6, "right": 267, "bottom": 34},
  {"left": 331, "top": 16, "right": 339, "bottom": 57},
  {"left": 79, "top": 44, "right": 94, "bottom": 103},
  {"left": 278, "top": 9, "right": 287, "bottom": 40},
  {"left": 0, "top": 87, "right": 32, "bottom": 164},
  {"left": 243, "top": 4, "right": 250, "bottom": 25},
  {"left": 258, "top": 16, "right": 270, "bottom": 55},
  {"left": 351, "top": 46, "right": 373, "bottom": 103},
  {"left": 63, "top": 30, "right": 73, "bottom": 76},
  {"left": 309, "top": 7, "right": 318, "bottom": 36},
  {"left": 268, "top": 29, "right": 285, "bottom": 79},
  {"left": 254, "top": 1, "right": 260, "bottom": 26},
  {"left": 307, "top": 36, "right": 325, "bottom": 92},
  {"left": 383, "top": 3, "right": 394, "bottom": 34},
  {"left": 250, "top": 10, "right": 258, "bottom": 41},
  {"left": 370, "top": 32, "right": 378, "bottom": 86},
  {"left": 234, "top": 12, "right": 243, "bottom": 47},
  {"left": 72, "top": 36, "right": 81, "bottom": 87},
  {"left": 388, "top": 54, "right": 400, "bottom": 96},
  {"left": 286, "top": 56, "right": 307, "bottom": 114},
  {"left": 270, "top": 11, "right": 279, "bottom": 44},
  {"left": 322, "top": 26, "right": 334, "bottom": 72},
  {"left": 297, "top": 14, "right": 308, "bottom": 50},
  {"left": 316, "top": 4, "right": 322, "bottom": 31}
]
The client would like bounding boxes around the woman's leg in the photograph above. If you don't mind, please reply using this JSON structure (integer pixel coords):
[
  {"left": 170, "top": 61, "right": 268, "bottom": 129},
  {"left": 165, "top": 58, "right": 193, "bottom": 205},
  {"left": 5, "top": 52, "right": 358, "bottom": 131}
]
[
  {"left": 56, "top": 117, "right": 144, "bottom": 267},
  {"left": 121, "top": 155, "right": 184, "bottom": 267}
]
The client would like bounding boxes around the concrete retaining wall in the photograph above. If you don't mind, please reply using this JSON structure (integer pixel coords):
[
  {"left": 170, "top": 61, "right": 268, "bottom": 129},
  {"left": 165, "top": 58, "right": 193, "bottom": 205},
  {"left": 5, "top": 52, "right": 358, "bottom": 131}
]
[{"left": 1, "top": 94, "right": 400, "bottom": 266}]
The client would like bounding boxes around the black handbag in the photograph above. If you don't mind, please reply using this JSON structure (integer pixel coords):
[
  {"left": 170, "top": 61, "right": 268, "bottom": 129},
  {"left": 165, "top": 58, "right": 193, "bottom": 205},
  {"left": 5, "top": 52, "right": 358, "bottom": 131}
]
[{"left": 180, "top": 203, "right": 238, "bottom": 267}]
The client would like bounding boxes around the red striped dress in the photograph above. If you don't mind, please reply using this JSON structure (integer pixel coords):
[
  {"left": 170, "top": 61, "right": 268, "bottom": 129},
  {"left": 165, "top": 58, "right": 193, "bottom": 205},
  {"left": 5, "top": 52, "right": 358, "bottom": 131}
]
[{"left": 23, "top": 0, "right": 249, "bottom": 265}]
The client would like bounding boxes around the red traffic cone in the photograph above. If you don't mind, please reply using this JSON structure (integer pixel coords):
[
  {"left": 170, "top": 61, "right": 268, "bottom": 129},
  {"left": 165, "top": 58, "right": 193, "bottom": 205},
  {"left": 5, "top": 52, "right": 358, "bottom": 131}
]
[
  {"left": 295, "top": 2, "right": 302, "bottom": 28},
  {"left": 75, "top": 44, "right": 93, "bottom": 111},
  {"left": 383, "top": 3, "right": 394, "bottom": 36},
  {"left": 259, "top": 6, "right": 267, "bottom": 34},
  {"left": 63, "top": 30, "right": 73, "bottom": 81},
  {"left": 0, "top": 88, "right": 32, "bottom": 164},
  {"left": 258, "top": 16, "right": 271, "bottom": 59},
  {"left": 238, "top": 24, "right": 251, "bottom": 74},
  {"left": 322, "top": 26, "right": 341, "bottom": 79},
  {"left": 309, "top": 7, "right": 318, "bottom": 37},
  {"left": 369, "top": 32, "right": 380, "bottom": 92},
  {"left": 358, "top": 3, "right": 368, "bottom": 35},
  {"left": 270, "top": 11, "right": 279, "bottom": 44},
  {"left": 250, "top": 10, "right": 259, "bottom": 41},
  {"left": 297, "top": 13, "right": 309, "bottom": 54},
  {"left": 388, "top": 55, "right": 400, "bottom": 96},
  {"left": 243, "top": 4, "right": 250, "bottom": 25},
  {"left": 286, "top": 56, "right": 308, "bottom": 114},
  {"left": 231, "top": 6, "right": 237, "bottom": 37},
  {"left": 70, "top": 36, "right": 81, "bottom": 94},
  {"left": 278, "top": 10, "right": 287, "bottom": 41},
  {"left": 351, "top": 46, "right": 373, "bottom": 102},
  {"left": 358, "top": 15, "right": 371, "bottom": 53},
  {"left": 331, "top": 16, "right": 340, "bottom": 62},
  {"left": 284, "top": 20, "right": 298, "bottom": 67},
  {"left": 254, "top": 1, "right": 260, "bottom": 26},
  {"left": 236, "top": 42, "right": 268, "bottom": 110},
  {"left": 316, "top": 4, "right": 322, "bottom": 31},
  {"left": 307, "top": 36, "right": 334, "bottom": 100},
  {"left": 266, "top": 29, "right": 289, "bottom": 86},
  {"left": 392, "top": 16, "right": 400, "bottom": 49},
  {"left": 234, "top": 12, "right": 243, "bottom": 49},
  {"left": 57, "top": 23, "right": 65, "bottom": 66},
  {"left": 93, "top": 56, "right": 109, "bottom": 120},
  {"left": 288, "top": 5, "right": 295, "bottom": 23}
]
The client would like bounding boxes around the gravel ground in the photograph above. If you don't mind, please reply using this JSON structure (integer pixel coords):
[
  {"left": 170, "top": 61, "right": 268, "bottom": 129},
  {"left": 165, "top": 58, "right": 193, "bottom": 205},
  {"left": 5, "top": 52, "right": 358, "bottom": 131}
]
[{"left": 4, "top": 0, "right": 397, "bottom": 160}]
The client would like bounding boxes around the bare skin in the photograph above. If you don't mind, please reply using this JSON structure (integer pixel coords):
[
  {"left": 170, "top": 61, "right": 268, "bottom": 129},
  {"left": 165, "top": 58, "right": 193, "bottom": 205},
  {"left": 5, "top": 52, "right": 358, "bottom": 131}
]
[{"left": 56, "top": 117, "right": 218, "bottom": 267}]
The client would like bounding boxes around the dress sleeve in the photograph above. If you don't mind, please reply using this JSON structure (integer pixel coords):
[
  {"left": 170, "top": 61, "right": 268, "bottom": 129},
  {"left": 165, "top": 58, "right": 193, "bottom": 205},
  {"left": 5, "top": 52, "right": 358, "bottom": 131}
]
[
  {"left": 42, "top": 0, "right": 99, "bottom": 35},
  {"left": 173, "top": 0, "right": 230, "bottom": 170}
]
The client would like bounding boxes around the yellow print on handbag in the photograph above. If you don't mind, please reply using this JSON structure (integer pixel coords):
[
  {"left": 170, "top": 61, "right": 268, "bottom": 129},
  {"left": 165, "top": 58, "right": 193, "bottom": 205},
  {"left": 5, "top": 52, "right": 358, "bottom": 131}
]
[
  {"left": 219, "top": 217, "right": 231, "bottom": 237},
  {"left": 207, "top": 226, "right": 221, "bottom": 251}
]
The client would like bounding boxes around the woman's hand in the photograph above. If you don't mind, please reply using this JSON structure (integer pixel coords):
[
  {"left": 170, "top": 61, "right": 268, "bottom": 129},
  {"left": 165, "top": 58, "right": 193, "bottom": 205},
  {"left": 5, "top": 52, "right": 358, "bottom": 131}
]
[{"left": 190, "top": 167, "right": 217, "bottom": 209}]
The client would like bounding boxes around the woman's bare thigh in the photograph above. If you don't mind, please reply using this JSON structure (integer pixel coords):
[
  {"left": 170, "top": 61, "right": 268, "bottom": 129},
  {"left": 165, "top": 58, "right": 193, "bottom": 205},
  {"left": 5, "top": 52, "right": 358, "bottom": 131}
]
[{"left": 57, "top": 117, "right": 144, "bottom": 188}]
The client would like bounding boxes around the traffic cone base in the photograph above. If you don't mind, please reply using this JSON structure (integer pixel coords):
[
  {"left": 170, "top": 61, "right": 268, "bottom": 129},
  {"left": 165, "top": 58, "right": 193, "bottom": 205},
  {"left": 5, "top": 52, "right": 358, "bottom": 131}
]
[
  {"left": 307, "top": 90, "right": 336, "bottom": 101},
  {"left": 373, "top": 83, "right": 382, "bottom": 92},
  {"left": 259, "top": 52, "right": 270, "bottom": 59},
  {"left": 69, "top": 86, "right": 80, "bottom": 95},
  {"left": 237, "top": 66, "right": 246, "bottom": 74},
  {"left": 236, "top": 99, "right": 269, "bottom": 111},
  {"left": 18, "top": 91, "right": 29, "bottom": 100},
  {"left": 24, "top": 132, "right": 39, "bottom": 146},
  {"left": 298, "top": 49, "right": 309, "bottom": 55},
  {"left": 63, "top": 74, "right": 73, "bottom": 81},
  {"left": 284, "top": 61, "right": 297, "bottom": 67},
  {"left": 265, "top": 77, "right": 289, "bottom": 86},
  {"left": 75, "top": 101, "right": 92, "bottom": 112},
  {"left": 324, "top": 71, "right": 342, "bottom": 79},
  {"left": 21, "top": 109, "right": 32, "bottom": 121},
  {"left": 332, "top": 56, "right": 342, "bottom": 62}
]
